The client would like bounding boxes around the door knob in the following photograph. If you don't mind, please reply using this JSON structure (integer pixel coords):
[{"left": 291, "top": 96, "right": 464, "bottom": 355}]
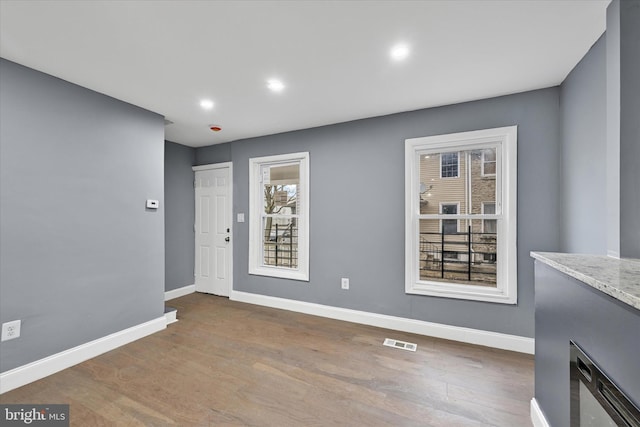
[{"left": 225, "top": 237, "right": 230, "bottom": 242}]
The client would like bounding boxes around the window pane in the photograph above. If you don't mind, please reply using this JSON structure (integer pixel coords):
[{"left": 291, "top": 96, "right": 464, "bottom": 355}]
[
  {"left": 441, "top": 204, "right": 457, "bottom": 215},
  {"left": 484, "top": 219, "right": 497, "bottom": 234},
  {"left": 262, "top": 216, "right": 298, "bottom": 268},
  {"left": 442, "top": 219, "right": 457, "bottom": 234},
  {"left": 483, "top": 148, "right": 496, "bottom": 162},
  {"left": 470, "top": 150, "right": 496, "bottom": 205},
  {"left": 263, "top": 164, "right": 299, "bottom": 215},
  {"left": 483, "top": 162, "right": 496, "bottom": 175},
  {"left": 419, "top": 219, "right": 497, "bottom": 287},
  {"left": 420, "top": 149, "right": 495, "bottom": 214},
  {"left": 483, "top": 202, "right": 496, "bottom": 215},
  {"left": 264, "top": 184, "right": 298, "bottom": 215}
]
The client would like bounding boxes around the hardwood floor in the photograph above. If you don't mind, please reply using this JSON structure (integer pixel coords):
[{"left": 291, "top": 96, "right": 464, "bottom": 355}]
[{"left": 1, "top": 293, "right": 534, "bottom": 426}]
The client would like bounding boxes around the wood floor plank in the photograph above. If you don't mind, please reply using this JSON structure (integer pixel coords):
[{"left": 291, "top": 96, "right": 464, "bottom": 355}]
[{"left": 1, "top": 293, "right": 534, "bottom": 426}]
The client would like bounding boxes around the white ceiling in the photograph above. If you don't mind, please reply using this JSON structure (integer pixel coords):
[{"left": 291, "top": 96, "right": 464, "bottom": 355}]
[{"left": 0, "top": 0, "right": 608, "bottom": 147}]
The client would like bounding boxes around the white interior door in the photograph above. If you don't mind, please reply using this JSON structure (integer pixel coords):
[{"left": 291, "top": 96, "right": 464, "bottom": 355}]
[{"left": 194, "top": 164, "right": 232, "bottom": 296}]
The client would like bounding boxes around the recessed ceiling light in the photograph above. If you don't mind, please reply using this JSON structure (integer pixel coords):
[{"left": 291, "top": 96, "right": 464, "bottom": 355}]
[
  {"left": 267, "top": 79, "right": 285, "bottom": 93},
  {"left": 390, "top": 43, "right": 410, "bottom": 61},
  {"left": 200, "top": 99, "right": 214, "bottom": 110}
]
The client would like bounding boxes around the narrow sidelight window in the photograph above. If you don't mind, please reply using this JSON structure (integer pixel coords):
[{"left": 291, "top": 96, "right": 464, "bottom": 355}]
[{"left": 249, "top": 152, "right": 309, "bottom": 281}]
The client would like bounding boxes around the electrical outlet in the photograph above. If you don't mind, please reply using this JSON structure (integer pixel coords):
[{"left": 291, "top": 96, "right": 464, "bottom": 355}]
[
  {"left": 1, "top": 320, "right": 21, "bottom": 342},
  {"left": 341, "top": 278, "right": 349, "bottom": 290}
]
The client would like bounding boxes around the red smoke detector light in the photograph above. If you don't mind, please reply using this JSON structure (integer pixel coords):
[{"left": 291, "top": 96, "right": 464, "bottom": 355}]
[{"left": 209, "top": 125, "right": 222, "bottom": 132}]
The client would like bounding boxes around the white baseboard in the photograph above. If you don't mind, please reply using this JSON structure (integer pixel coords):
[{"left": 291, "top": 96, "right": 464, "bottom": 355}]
[
  {"left": 165, "top": 284, "right": 196, "bottom": 301},
  {"left": 230, "top": 291, "right": 534, "bottom": 354},
  {"left": 607, "top": 250, "right": 620, "bottom": 259},
  {"left": 164, "top": 309, "right": 178, "bottom": 325},
  {"left": 0, "top": 316, "right": 166, "bottom": 394},
  {"left": 531, "top": 398, "right": 550, "bottom": 427}
]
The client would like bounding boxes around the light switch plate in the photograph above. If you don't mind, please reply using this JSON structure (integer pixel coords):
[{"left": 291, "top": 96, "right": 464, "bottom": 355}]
[
  {"left": 146, "top": 199, "right": 159, "bottom": 209},
  {"left": 237, "top": 213, "right": 245, "bottom": 223}
]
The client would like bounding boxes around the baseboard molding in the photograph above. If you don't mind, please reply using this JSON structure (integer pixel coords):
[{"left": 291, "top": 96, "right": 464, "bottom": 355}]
[
  {"left": 0, "top": 316, "right": 166, "bottom": 394},
  {"left": 165, "top": 284, "right": 196, "bottom": 301},
  {"left": 230, "top": 291, "right": 534, "bottom": 354},
  {"left": 164, "top": 307, "right": 178, "bottom": 325},
  {"left": 530, "top": 398, "right": 550, "bottom": 427}
]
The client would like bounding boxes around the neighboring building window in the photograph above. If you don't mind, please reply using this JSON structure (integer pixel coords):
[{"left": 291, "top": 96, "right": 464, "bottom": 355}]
[
  {"left": 440, "top": 203, "right": 459, "bottom": 234},
  {"left": 249, "top": 152, "right": 309, "bottom": 281},
  {"left": 482, "top": 148, "right": 496, "bottom": 176},
  {"left": 405, "top": 126, "right": 517, "bottom": 304},
  {"left": 482, "top": 202, "right": 497, "bottom": 233},
  {"left": 440, "top": 152, "right": 459, "bottom": 178}
]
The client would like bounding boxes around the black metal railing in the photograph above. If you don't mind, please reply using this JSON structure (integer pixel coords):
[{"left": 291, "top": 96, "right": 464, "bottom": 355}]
[
  {"left": 420, "top": 225, "right": 497, "bottom": 286},
  {"left": 264, "top": 223, "right": 298, "bottom": 268}
]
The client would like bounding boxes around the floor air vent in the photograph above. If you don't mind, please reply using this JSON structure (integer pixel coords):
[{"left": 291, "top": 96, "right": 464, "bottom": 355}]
[{"left": 383, "top": 338, "right": 417, "bottom": 352}]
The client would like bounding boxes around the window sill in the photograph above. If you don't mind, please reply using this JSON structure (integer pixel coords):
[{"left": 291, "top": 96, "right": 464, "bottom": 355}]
[
  {"left": 406, "top": 281, "right": 517, "bottom": 304},
  {"left": 249, "top": 266, "right": 309, "bottom": 282}
]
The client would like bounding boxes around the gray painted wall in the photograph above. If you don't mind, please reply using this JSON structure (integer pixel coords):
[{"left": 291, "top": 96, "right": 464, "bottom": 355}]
[
  {"left": 202, "top": 88, "right": 561, "bottom": 338},
  {"left": 604, "top": 0, "right": 640, "bottom": 259},
  {"left": 195, "top": 142, "right": 232, "bottom": 166},
  {"left": 560, "top": 35, "right": 607, "bottom": 254},
  {"left": 619, "top": 0, "right": 640, "bottom": 258},
  {"left": 0, "top": 59, "right": 165, "bottom": 372},
  {"left": 164, "top": 141, "right": 195, "bottom": 292},
  {"left": 606, "top": 0, "right": 621, "bottom": 258},
  {"left": 560, "top": 1, "right": 640, "bottom": 258}
]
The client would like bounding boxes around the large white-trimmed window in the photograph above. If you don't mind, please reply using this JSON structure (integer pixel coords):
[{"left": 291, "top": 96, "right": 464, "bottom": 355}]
[
  {"left": 405, "top": 126, "right": 517, "bottom": 304},
  {"left": 249, "top": 152, "right": 309, "bottom": 281}
]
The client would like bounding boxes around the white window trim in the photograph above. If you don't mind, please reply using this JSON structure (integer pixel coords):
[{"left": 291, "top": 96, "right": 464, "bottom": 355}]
[
  {"left": 249, "top": 152, "right": 309, "bottom": 281},
  {"left": 405, "top": 126, "right": 517, "bottom": 304},
  {"left": 439, "top": 201, "right": 460, "bottom": 233},
  {"left": 481, "top": 149, "right": 497, "bottom": 177},
  {"left": 439, "top": 151, "right": 460, "bottom": 178}
]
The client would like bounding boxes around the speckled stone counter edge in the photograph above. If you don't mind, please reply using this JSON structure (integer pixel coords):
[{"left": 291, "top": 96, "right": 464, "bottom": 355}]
[{"left": 531, "top": 252, "right": 640, "bottom": 311}]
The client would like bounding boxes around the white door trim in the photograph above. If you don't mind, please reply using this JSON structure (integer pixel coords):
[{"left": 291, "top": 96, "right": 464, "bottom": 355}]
[
  {"left": 192, "top": 162, "right": 233, "bottom": 296},
  {"left": 193, "top": 162, "right": 232, "bottom": 172}
]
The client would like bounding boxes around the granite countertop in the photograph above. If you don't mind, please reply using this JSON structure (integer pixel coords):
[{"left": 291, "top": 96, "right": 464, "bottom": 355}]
[{"left": 531, "top": 252, "right": 640, "bottom": 311}]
